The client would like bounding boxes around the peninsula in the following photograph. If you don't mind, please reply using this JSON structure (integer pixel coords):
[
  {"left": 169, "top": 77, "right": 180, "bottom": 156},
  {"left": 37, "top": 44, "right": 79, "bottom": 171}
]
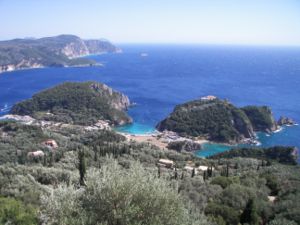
[
  {"left": 156, "top": 97, "right": 278, "bottom": 144},
  {"left": 10, "top": 81, "right": 132, "bottom": 126},
  {"left": 0, "top": 34, "right": 121, "bottom": 73}
]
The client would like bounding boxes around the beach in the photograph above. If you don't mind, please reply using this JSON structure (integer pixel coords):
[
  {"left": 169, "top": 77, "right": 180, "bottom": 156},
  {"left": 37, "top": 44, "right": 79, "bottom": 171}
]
[{"left": 118, "top": 130, "right": 208, "bottom": 150}]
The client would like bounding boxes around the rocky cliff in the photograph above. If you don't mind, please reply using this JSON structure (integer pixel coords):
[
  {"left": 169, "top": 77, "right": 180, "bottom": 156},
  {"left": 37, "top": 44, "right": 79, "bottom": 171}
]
[
  {"left": 156, "top": 98, "right": 277, "bottom": 144},
  {"left": 10, "top": 81, "right": 132, "bottom": 126},
  {"left": 0, "top": 35, "right": 120, "bottom": 73},
  {"left": 241, "top": 106, "right": 277, "bottom": 133}
]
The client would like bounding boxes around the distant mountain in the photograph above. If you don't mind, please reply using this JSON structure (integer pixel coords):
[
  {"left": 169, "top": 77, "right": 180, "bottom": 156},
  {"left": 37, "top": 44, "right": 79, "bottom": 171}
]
[
  {"left": 10, "top": 81, "right": 132, "bottom": 126},
  {"left": 156, "top": 97, "right": 277, "bottom": 144},
  {"left": 0, "top": 35, "right": 121, "bottom": 73}
]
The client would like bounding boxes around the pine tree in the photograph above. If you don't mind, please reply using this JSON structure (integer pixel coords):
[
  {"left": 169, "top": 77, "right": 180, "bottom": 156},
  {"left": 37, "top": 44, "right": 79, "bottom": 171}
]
[
  {"left": 226, "top": 163, "right": 229, "bottom": 177},
  {"left": 203, "top": 170, "right": 207, "bottom": 181},
  {"left": 234, "top": 162, "right": 239, "bottom": 169},
  {"left": 158, "top": 166, "right": 161, "bottom": 178},
  {"left": 94, "top": 146, "right": 98, "bottom": 162},
  {"left": 240, "top": 198, "right": 260, "bottom": 225},
  {"left": 49, "top": 151, "right": 54, "bottom": 167},
  {"left": 43, "top": 153, "right": 47, "bottom": 167},
  {"left": 191, "top": 168, "right": 195, "bottom": 178},
  {"left": 174, "top": 167, "right": 178, "bottom": 180},
  {"left": 78, "top": 150, "right": 86, "bottom": 186}
]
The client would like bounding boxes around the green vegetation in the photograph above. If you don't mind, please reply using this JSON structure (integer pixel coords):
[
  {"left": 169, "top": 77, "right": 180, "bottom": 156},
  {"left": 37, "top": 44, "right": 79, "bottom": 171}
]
[
  {"left": 78, "top": 150, "right": 86, "bottom": 186},
  {"left": 11, "top": 82, "right": 132, "bottom": 125},
  {"left": 209, "top": 146, "right": 298, "bottom": 165},
  {"left": 0, "top": 119, "right": 299, "bottom": 224},
  {"left": 157, "top": 98, "right": 278, "bottom": 144},
  {"left": 0, "top": 196, "right": 37, "bottom": 225},
  {"left": 240, "top": 198, "right": 259, "bottom": 225},
  {"left": 242, "top": 106, "right": 277, "bottom": 132},
  {"left": 41, "top": 160, "right": 198, "bottom": 225},
  {"left": 0, "top": 120, "right": 49, "bottom": 164},
  {"left": 0, "top": 35, "right": 119, "bottom": 72},
  {"left": 1, "top": 86, "right": 299, "bottom": 225}
]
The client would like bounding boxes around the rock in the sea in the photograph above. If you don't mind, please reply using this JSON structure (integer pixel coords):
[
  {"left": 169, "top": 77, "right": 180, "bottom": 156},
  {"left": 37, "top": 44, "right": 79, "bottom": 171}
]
[
  {"left": 277, "top": 116, "right": 295, "bottom": 126},
  {"left": 167, "top": 140, "right": 201, "bottom": 152}
]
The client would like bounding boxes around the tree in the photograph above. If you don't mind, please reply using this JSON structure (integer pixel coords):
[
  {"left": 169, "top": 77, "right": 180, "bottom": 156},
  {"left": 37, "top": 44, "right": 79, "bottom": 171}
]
[
  {"left": 0, "top": 197, "right": 37, "bottom": 225},
  {"left": 191, "top": 168, "right": 196, "bottom": 178},
  {"left": 226, "top": 163, "right": 229, "bottom": 177},
  {"left": 203, "top": 171, "right": 207, "bottom": 181},
  {"left": 240, "top": 198, "right": 260, "bottom": 225},
  {"left": 78, "top": 149, "right": 86, "bottom": 186},
  {"left": 158, "top": 166, "right": 161, "bottom": 178},
  {"left": 174, "top": 167, "right": 178, "bottom": 180},
  {"left": 40, "top": 160, "right": 202, "bottom": 225}
]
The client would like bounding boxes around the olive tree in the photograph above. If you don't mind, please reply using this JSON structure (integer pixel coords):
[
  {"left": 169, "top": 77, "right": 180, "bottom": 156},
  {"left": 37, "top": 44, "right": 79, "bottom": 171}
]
[{"left": 41, "top": 159, "right": 211, "bottom": 225}]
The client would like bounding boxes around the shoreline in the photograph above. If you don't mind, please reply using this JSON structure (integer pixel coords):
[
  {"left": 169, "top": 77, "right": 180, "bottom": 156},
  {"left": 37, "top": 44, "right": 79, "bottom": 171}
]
[
  {"left": 0, "top": 51, "right": 120, "bottom": 75},
  {"left": 116, "top": 123, "right": 298, "bottom": 153},
  {"left": 116, "top": 129, "right": 209, "bottom": 150},
  {"left": 0, "top": 63, "right": 104, "bottom": 75}
]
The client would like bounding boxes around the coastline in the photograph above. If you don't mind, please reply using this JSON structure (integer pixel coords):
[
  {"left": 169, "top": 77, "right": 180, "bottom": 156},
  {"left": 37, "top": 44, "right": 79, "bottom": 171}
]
[
  {"left": 116, "top": 122, "right": 298, "bottom": 157},
  {"left": 0, "top": 63, "right": 103, "bottom": 75},
  {"left": 116, "top": 128, "right": 208, "bottom": 150},
  {"left": 116, "top": 129, "right": 209, "bottom": 150},
  {"left": 0, "top": 50, "right": 120, "bottom": 75}
]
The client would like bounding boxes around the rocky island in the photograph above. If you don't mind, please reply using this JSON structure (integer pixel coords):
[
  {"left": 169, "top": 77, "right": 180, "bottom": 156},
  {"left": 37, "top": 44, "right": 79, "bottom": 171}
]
[
  {"left": 156, "top": 97, "right": 278, "bottom": 144},
  {"left": 10, "top": 81, "right": 132, "bottom": 126},
  {"left": 0, "top": 34, "right": 121, "bottom": 73}
]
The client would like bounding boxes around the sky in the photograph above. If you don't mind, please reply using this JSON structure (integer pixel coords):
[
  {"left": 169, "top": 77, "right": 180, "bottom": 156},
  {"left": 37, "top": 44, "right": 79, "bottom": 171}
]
[{"left": 1, "top": 0, "right": 300, "bottom": 46}]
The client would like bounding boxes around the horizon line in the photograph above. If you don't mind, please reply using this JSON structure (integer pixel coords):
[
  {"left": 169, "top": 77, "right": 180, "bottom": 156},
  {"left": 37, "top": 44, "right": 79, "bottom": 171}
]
[
  {"left": 1, "top": 34, "right": 300, "bottom": 48},
  {"left": 116, "top": 42, "right": 300, "bottom": 48}
]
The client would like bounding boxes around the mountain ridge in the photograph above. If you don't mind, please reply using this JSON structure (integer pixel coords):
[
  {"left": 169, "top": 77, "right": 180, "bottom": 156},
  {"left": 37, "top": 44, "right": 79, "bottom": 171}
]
[{"left": 0, "top": 34, "right": 121, "bottom": 73}]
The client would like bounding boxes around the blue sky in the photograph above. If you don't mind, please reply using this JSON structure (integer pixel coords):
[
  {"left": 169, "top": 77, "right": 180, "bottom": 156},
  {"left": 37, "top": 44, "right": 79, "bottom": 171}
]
[{"left": 1, "top": 0, "right": 300, "bottom": 45}]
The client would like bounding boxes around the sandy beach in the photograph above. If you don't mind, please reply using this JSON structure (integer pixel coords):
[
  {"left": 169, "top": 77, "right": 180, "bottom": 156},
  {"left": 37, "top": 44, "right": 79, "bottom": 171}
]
[
  {"left": 126, "top": 134, "right": 168, "bottom": 149},
  {"left": 119, "top": 131, "right": 208, "bottom": 150}
]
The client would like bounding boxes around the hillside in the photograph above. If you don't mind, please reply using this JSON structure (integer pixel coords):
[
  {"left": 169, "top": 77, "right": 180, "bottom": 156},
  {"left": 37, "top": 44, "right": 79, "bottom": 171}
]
[
  {"left": 156, "top": 98, "right": 277, "bottom": 144},
  {"left": 0, "top": 35, "right": 121, "bottom": 73},
  {"left": 0, "top": 118, "right": 299, "bottom": 225},
  {"left": 209, "top": 146, "right": 298, "bottom": 165},
  {"left": 10, "top": 81, "right": 132, "bottom": 125}
]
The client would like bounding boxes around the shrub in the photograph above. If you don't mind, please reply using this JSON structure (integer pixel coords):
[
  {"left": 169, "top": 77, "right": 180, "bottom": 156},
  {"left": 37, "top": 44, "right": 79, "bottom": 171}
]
[
  {"left": 41, "top": 159, "right": 207, "bottom": 225},
  {"left": 211, "top": 176, "right": 235, "bottom": 189},
  {"left": 0, "top": 196, "right": 37, "bottom": 225}
]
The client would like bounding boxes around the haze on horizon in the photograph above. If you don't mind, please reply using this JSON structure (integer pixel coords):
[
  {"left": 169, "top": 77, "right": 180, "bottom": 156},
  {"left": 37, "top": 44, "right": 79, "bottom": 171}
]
[{"left": 1, "top": 0, "right": 300, "bottom": 46}]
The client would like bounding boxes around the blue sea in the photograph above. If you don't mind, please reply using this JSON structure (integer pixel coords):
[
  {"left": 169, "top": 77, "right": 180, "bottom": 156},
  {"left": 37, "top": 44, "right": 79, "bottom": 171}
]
[{"left": 0, "top": 44, "right": 300, "bottom": 159}]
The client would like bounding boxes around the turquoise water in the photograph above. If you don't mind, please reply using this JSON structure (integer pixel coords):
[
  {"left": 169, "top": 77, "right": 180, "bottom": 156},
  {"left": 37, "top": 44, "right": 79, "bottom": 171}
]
[
  {"left": 196, "top": 143, "right": 233, "bottom": 157},
  {"left": 115, "top": 123, "right": 155, "bottom": 134},
  {"left": 196, "top": 125, "right": 299, "bottom": 158}
]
